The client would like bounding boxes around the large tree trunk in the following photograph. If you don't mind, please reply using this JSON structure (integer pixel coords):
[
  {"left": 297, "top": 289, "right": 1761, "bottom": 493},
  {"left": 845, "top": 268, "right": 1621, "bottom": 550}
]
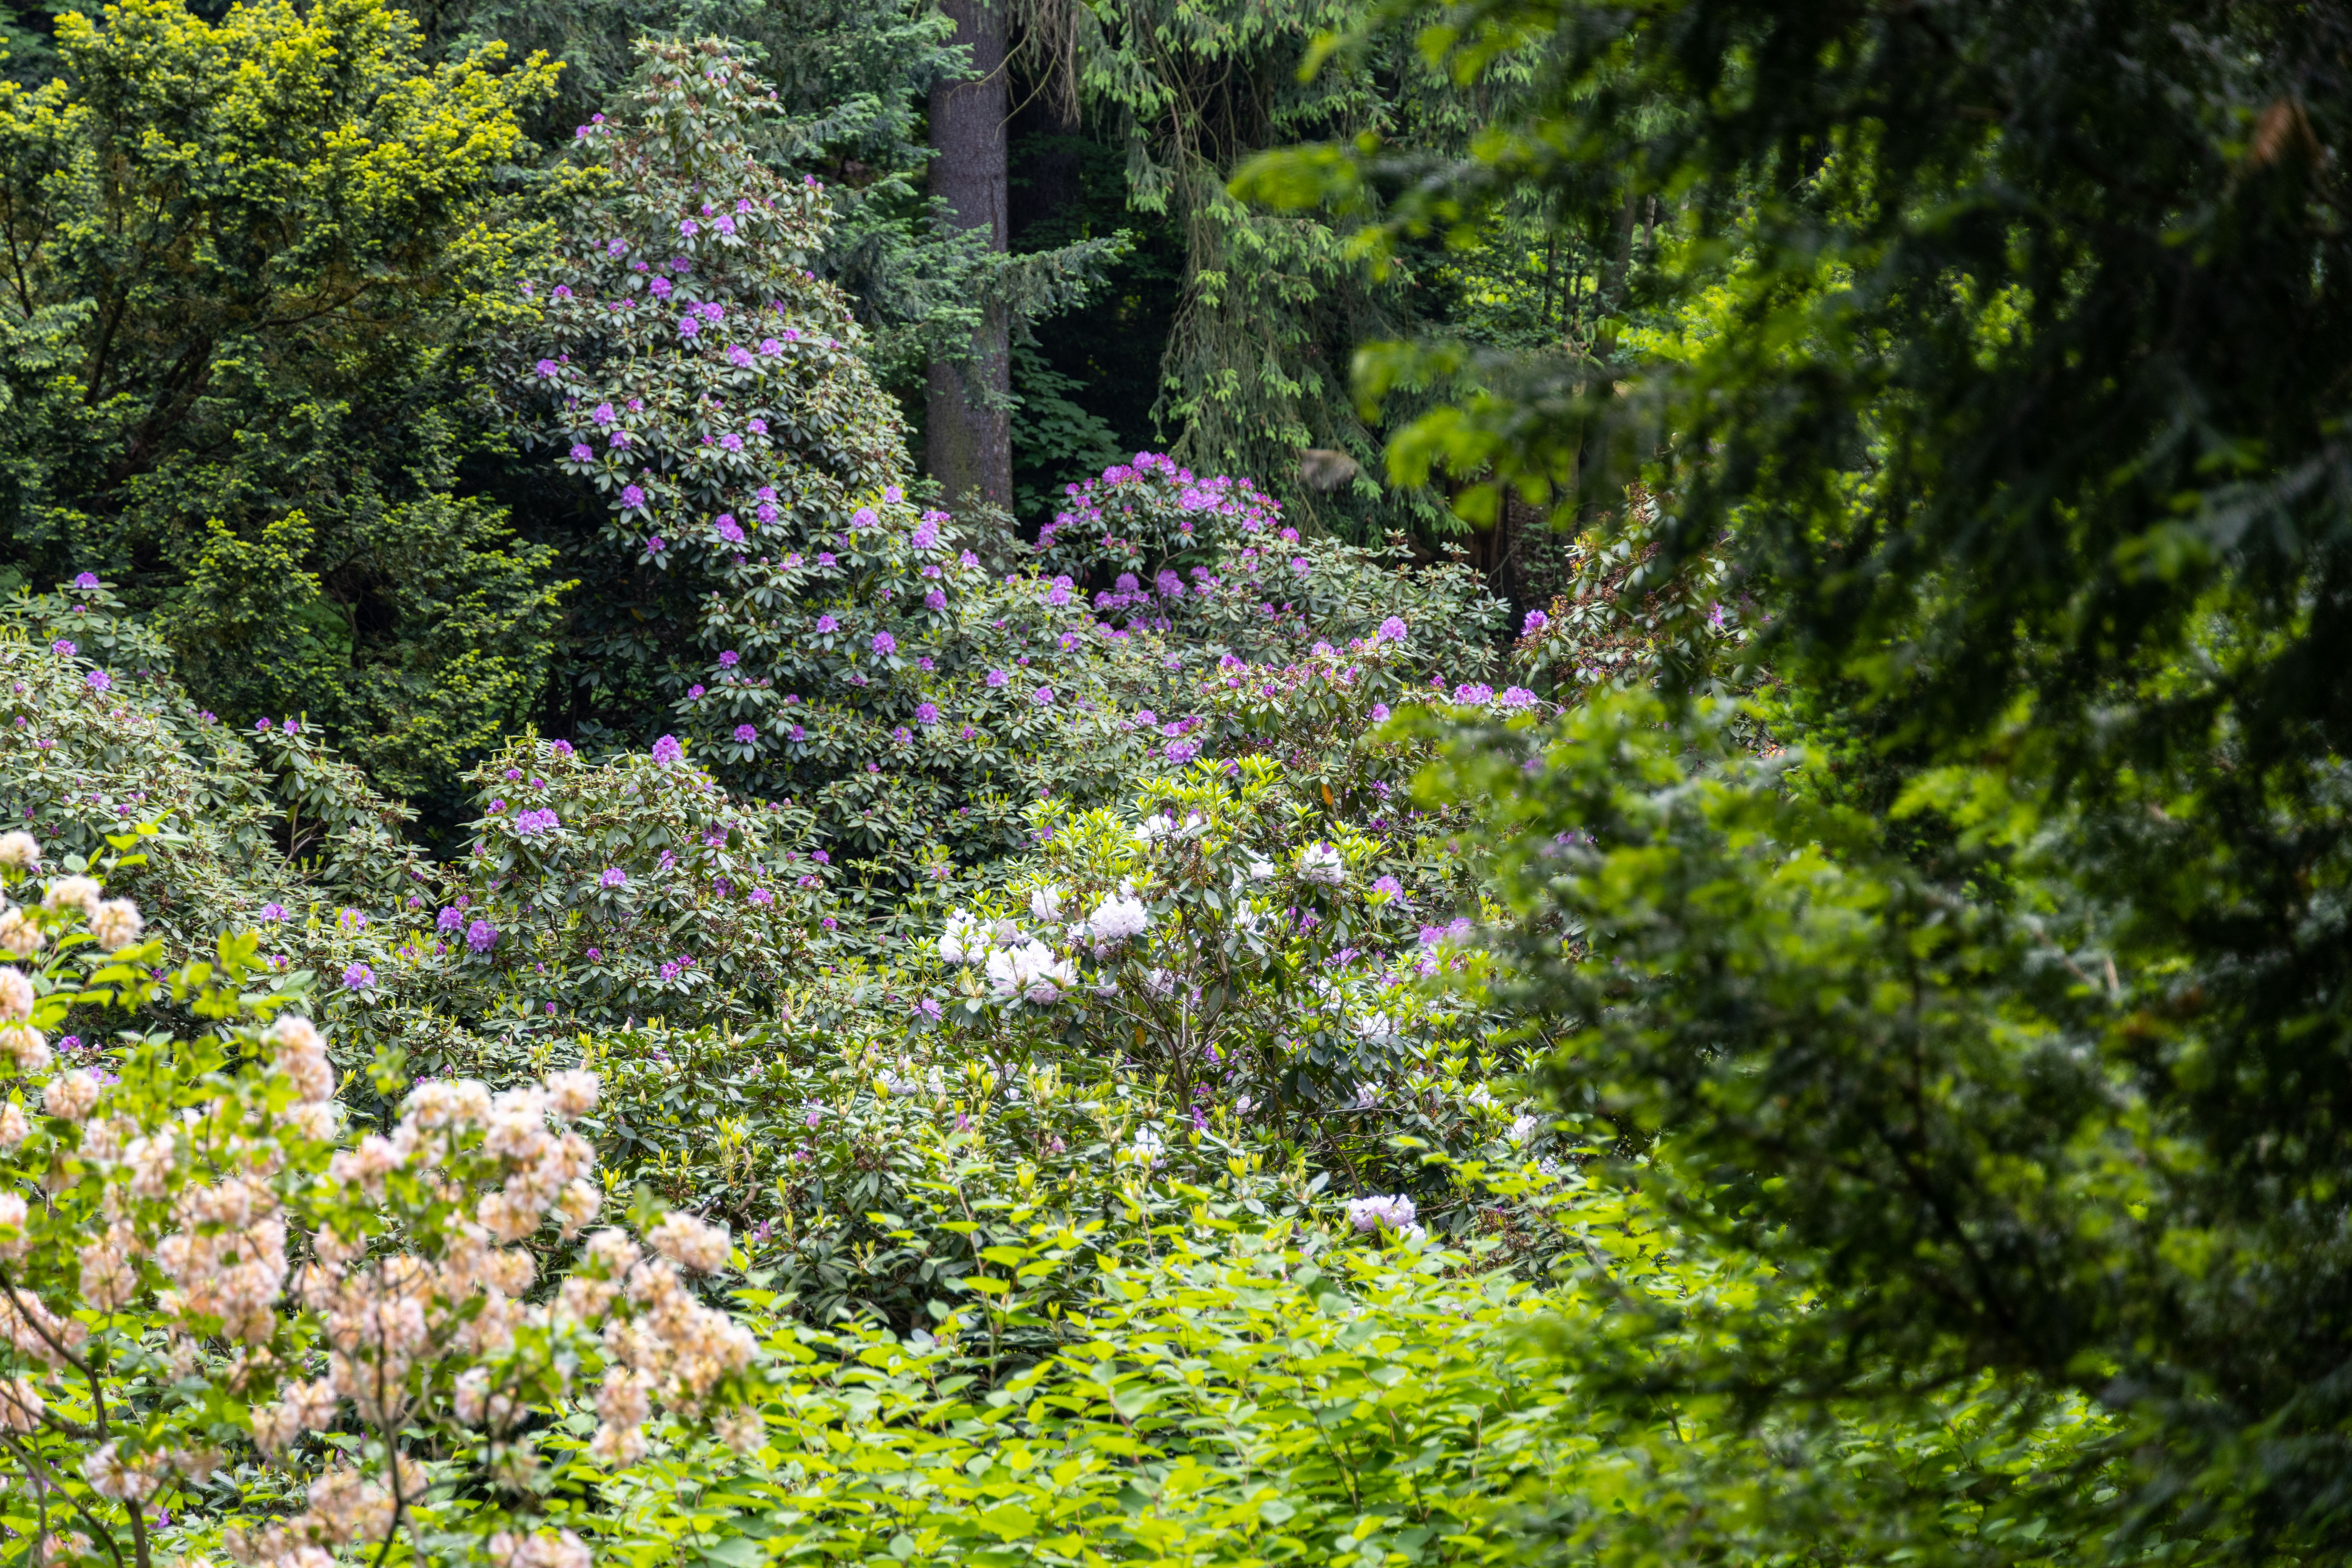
[{"left": 926, "top": 0, "right": 1012, "bottom": 513}]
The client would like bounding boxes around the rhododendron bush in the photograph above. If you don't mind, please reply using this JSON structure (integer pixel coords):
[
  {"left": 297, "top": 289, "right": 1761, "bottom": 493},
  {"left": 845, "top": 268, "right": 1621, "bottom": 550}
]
[{"left": 0, "top": 838, "right": 776, "bottom": 1568}]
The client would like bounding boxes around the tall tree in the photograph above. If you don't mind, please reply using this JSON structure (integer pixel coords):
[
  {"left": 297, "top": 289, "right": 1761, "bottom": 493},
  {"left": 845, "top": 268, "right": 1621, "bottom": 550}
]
[
  {"left": 0, "top": 0, "right": 567, "bottom": 802},
  {"left": 925, "top": 0, "right": 1013, "bottom": 509}
]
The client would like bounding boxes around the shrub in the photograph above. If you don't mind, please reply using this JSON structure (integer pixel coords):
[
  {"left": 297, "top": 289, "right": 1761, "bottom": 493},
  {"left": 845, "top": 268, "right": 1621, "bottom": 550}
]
[{"left": 0, "top": 831, "right": 761, "bottom": 1568}]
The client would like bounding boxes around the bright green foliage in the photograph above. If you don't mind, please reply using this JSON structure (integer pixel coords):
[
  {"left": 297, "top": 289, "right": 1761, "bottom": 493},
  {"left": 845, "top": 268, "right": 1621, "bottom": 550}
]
[{"left": 0, "top": 0, "right": 572, "bottom": 798}]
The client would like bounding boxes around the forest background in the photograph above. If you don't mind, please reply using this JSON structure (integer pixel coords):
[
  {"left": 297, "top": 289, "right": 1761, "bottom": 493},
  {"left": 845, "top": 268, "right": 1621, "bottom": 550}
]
[{"left": 0, "top": 0, "right": 1604, "bottom": 830}]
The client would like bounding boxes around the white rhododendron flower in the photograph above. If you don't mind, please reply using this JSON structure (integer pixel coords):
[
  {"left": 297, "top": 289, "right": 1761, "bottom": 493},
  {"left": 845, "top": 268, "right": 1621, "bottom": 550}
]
[
  {"left": 1089, "top": 895, "right": 1150, "bottom": 944},
  {"left": 645, "top": 1211, "right": 732, "bottom": 1273},
  {"left": 0, "top": 832, "right": 37, "bottom": 870},
  {"left": 1028, "top": 884, "right": 1065, "bottom": 922},
  {"left": 938, "top": 910, "right": 989, "bottom": 964},
  {"left": 1298, "top": 842, "right": 1345, "bottom": 884},
  {"left": 41, "top": 876, "right": 99, "bottom": 916},
  {"left": 88, "top": 897, "right": 142, "bottom": 952},
  {"left": 1347, "top": 1193, "right": 1418, "bottom": 1233},
  {"left": 0, "top": 908, "right": 40, "bottom": 959},
  {"left": 986, "top": 940, "right": 1077, "bottom": 1005}
]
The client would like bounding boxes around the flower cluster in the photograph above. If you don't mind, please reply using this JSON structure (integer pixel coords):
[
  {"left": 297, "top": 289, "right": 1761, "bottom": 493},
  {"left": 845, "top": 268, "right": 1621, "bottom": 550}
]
[{"left": 0, "top": 833, "right": 766, "bottom": 1568}]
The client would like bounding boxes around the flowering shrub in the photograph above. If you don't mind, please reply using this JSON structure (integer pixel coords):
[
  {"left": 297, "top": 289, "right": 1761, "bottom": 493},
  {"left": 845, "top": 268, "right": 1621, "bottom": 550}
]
[
  {"left": 1509, "top": 488, "right": 1748, "bottom": 700},
  {"left": 0, "top": 832, "right": 765, "bottom": 1567},
  {"left": 1038, "top": 453, "right": 1509, "bottom": 667}
]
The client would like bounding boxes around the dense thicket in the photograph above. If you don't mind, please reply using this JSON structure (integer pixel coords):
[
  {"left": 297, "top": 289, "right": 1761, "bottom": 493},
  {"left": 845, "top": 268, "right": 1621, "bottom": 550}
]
[
  {"left": 0, "top": 0, "right": 2339, "bottom": 1563},
  {"left": 1245, "top": 0, "right": 2352, "bottom": 1553}
]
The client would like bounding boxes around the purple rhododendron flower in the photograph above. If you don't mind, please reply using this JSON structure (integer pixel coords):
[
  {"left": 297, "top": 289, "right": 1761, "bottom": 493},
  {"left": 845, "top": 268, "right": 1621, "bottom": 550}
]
[
  {"left": 651, "top": 276, "right": 673, "bottom": 298},
  {"left": 72, "top": 573, "right": 99, "bottom": 590},
  {"left": 437, "top": 906, "right": 463, "bottom": 931},
  {"left": 748, "top": 419, "right": 768, "bottom": 435},
  {"left": 924, "top": 589, "right": 946, "bottom": 611},
  {"left": 1034, "top": 686, "right": 1055, "bottom": 705},
  {"left": 86, "top": 670, "right": 111, "bottom": 692},
  {"left": 815, "top": 614, "right": 839, "bottom": 634},
  {"left": 715, "top": 517, "right": 744, "bottom": 544},
  {"left": 720, "top": 433, "right": 743, "bottom": 451},
  {"left": 986, "top": 669, "right": 1008, "bottom": 688},
  {"left": 679, "top": 218, "right": 700, "bottom": 237},
  {"left": 592, "top": 402, "right": 615, "bottom": 426},
  {"left": 718, "top": 650, "right": 739, "bottom": 667},
  {"left": 599, "top": 867, "right": 626, "bottom": 888},
  {"left": 872, "top": 631, "right": 897, "bottom": 655},
  {"left": 1378, "top": 616, "right": 1409, "bottom": 642},
  {"left": 734, "top": 724, "right": 758, "bottom": 743},
  {"left": 1522, "top": 608, "right": 1549, "bottom": 636},
  {"left": 678, "top": 316, "right": 699, "bottom": 337},
  {"left": 535, "top": 358, "right": 559, "bottom": 378},
  {"left": 50, "top": 640, "right": 72, "bottom": 657},
  {"left": 465, "top": 919, "right": 498, "bottom": 954},
  {"left": 343, "top": 962, "right": 376, "bottom": 991},
  {"left": 915, "top": 702, "right": 939, "bottom": 725},
  {"left": 748, "top": 887, "right": 773, "bottom": 906},
  {"left": 1372, "top": 874, "right": 1405, "bottom": 900},
  {"left": 621, "top": 484, "right": 645, "bottom": 508},
  {"left": 646, "top": 537, "right": 666, "bottom": 553},
  {"left": 652, "top": 734, "right": 684, "bottom": 765},
  {"left": 569, "top": 443, "right": 593, "bottom": 462}
]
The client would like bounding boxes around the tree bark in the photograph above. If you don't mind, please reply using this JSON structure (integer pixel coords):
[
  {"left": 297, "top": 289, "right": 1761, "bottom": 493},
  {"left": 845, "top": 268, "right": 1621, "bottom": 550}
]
[{"left": 926, "top": 0, "right": 1012, "bottom": 512}]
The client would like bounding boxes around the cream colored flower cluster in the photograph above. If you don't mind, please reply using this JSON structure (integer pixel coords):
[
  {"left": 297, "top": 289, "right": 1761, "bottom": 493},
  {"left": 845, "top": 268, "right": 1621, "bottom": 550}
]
[
  {"left": 0, "top": 839, "right": 769, "bottom": 1568},
  {"left": 569, "top": 1213, "right": 760, "bottom": 1464},
  {"left": 224, "top": 1458, "right": 421, "bottom": 1568}
]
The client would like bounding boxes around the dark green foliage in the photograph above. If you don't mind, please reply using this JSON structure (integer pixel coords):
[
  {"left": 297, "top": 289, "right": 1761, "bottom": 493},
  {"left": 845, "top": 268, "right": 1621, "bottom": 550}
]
[{"left": 1297, "top": 0, "right": 2352, "bottom": 1555}]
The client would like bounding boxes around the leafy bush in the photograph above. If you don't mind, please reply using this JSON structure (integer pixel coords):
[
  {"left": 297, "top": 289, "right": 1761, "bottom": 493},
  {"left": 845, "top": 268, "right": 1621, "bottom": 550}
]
[
  {"left": 0, "top": 833, "right": 762, "bottom": 1568},
  {"left": 0, "top": 0, "right": 570, "bottom": 798}
]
